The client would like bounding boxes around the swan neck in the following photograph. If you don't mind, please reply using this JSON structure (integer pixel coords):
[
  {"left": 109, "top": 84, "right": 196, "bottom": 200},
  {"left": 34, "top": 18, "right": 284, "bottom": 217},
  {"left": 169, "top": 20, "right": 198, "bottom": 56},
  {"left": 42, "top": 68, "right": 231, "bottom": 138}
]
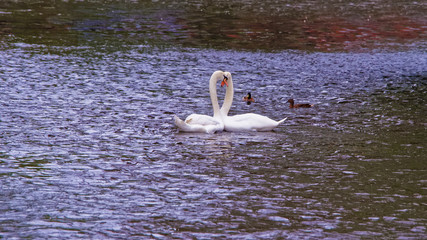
[
  {"left": 209, "top": 71, "right": 222, "bottom": 118},
  {"left": 221, "top": 74, "right": 233, "bottom": 116}
]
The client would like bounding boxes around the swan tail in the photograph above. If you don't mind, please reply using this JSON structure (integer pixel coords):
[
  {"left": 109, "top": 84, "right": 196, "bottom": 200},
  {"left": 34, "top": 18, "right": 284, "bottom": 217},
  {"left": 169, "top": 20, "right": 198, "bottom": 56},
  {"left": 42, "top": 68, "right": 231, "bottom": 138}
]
[
  {"left": 174, "top": 115, "right": 190, "bottom": 131},
  {"left": 277, "top": 117, "right": 288, "bottom": 125}
]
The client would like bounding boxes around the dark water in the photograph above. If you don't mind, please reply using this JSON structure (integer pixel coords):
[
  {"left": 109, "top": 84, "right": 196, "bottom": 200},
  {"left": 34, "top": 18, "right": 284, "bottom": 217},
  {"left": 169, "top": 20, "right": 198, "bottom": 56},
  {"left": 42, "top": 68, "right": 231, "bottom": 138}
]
[
  {"left": 1, "top": 0, "right": 426, "bottom": 51},
  {"left": 1, "top": 1, "right": 426, "bottom": 239}
]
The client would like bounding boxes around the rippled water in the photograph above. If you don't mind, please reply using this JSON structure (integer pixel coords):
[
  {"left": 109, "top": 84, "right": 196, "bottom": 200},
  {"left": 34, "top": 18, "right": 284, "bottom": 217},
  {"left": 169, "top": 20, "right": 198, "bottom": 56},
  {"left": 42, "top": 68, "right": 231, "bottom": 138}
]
[
  {"left": 1, "top": 44, "right": 425, "bottom": 239},
  {"left": 1, "top": 0, "right": 427, "bottom": 239}
]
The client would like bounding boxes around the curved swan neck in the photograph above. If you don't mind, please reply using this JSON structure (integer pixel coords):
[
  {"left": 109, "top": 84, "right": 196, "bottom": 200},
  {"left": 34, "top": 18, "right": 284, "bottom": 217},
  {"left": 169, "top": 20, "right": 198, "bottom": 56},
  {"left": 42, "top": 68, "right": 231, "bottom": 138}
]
[
  {"left": 220, "top": 72, "right": 233, "bottom": 116},
  {"left": 209, "top": 71, "right": 223, "bottom": 118}
]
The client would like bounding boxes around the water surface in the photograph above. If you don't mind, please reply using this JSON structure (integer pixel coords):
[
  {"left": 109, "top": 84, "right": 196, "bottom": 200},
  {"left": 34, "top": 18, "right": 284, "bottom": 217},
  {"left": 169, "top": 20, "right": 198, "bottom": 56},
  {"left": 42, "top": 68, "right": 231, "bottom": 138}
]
[
  {"left": 1, "top": 0, "right": 426, "bottom": 239},
  {"left": 1, "top": 0, "right": 426, "bottom": 51}
]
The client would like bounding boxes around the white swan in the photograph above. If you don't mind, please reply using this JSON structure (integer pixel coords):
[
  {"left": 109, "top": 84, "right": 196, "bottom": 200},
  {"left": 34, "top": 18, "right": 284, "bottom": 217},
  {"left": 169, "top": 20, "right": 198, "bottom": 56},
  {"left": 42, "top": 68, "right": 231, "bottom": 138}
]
[
  {"left": 221, "top": 73, "right": 287, "bottom": 132},
  {"left": 174, "top": 71, "right": 228, "bottom": 134},
  {"left": 174, "top": 71, "right": 286, "bottom": 133}
]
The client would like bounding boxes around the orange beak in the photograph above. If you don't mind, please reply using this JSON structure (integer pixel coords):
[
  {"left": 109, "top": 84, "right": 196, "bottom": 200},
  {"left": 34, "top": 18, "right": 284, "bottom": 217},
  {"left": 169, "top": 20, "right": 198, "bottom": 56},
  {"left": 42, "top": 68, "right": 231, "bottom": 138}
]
[{"left": 221, "top": 76, "right": 228, "bottom": 87}]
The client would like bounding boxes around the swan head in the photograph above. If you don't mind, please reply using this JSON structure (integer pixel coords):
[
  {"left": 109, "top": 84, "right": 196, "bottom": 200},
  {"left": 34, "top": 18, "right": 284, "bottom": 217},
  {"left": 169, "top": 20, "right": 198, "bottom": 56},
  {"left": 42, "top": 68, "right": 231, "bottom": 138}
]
[
  {"left": 221, "top": 75, "right": 229, "bottom": 87},
  {"left": 221, "top": 72, "right": 232, "bottom": 87}
]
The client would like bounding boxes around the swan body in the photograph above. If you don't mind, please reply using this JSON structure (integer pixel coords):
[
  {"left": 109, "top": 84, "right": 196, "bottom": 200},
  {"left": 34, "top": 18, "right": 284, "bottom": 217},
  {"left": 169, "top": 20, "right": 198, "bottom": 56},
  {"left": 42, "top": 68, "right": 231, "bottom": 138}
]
[
  {"left": 184, "top": 113, "right": 219, "bottom": 126},
  {"left": 174, "top": 114, "right": 222, "bottom": 134},
  {"left": 224, "top": 113, "right": 287, "bottom": 132},
  {"left": 174, "top": 71, "right": 228, "bottom": 133}
]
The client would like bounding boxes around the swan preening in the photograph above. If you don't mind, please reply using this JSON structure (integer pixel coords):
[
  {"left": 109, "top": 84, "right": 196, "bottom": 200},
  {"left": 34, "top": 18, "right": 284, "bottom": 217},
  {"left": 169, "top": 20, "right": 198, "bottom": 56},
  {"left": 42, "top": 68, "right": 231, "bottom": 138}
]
[{"left": 174, "top": 71, "right": 286, "bottom": 133}]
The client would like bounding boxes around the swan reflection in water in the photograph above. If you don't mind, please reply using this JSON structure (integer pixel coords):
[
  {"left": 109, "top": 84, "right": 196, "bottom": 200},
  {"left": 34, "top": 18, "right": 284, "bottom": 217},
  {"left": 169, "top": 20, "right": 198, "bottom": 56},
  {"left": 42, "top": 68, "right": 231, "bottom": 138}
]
[{"left": 172, "top": 130, "right": 283, "bottom": 160}]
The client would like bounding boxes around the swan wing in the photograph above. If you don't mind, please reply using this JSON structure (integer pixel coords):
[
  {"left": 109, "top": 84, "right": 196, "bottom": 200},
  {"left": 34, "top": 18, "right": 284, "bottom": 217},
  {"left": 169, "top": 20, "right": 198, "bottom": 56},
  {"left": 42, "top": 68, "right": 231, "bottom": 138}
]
[{"left": 185, "top": 114, "right": 221, "bottom": 126}]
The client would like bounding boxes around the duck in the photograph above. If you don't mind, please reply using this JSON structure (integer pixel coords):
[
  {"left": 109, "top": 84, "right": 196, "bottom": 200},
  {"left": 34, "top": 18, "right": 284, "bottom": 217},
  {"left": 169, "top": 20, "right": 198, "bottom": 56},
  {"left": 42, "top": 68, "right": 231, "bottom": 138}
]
[
  {"left": 287, "top": 99, "right": 314, "bottom": 108},
  {"left": 242, "top": 92, "right": 255, "bottom": 105}
]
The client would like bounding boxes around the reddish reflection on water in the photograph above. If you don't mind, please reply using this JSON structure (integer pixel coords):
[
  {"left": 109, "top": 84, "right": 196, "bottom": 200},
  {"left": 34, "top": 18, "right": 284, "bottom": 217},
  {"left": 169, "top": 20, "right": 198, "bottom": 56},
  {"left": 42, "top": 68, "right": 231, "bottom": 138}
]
[
  {"left": 213, "top": 16, "right": 426, "bottom": 51},
  {"left": 301, "top": 17, "right": 426, "bottom": 51},
  {"left": 0, "top": 0, "right": 426, "bottom": 51}
]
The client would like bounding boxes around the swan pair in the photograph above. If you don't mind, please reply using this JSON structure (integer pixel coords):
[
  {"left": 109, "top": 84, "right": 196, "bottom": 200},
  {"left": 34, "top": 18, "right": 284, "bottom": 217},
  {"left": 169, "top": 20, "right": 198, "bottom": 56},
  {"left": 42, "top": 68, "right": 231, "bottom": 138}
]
[{"left": 174, "top": 71, "right": 287, "bottom": 133}]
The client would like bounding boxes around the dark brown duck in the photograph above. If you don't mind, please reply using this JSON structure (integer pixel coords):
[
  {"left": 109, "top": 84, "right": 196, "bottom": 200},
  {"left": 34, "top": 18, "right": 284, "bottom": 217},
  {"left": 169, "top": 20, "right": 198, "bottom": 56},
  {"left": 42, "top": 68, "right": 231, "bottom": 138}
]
[{"left": 287, "top": 99, "right": 314, "bottom": 108}]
